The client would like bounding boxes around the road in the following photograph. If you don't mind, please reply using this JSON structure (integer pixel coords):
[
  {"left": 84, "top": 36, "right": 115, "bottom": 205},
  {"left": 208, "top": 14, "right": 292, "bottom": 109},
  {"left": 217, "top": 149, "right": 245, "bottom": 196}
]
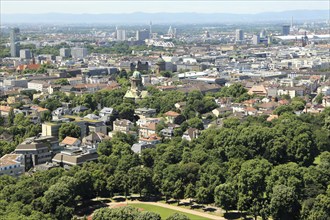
[{"left": 107, "top": 200, "right": 226, "bottom": 220}]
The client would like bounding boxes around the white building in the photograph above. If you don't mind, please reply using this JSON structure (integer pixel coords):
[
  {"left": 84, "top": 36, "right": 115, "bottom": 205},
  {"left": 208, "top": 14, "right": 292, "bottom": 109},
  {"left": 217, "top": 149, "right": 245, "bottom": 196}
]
[
  {"left": 116, "top": 29, "right": 126, "bottom": 41},
  {"left": 0, "top": 154, "right": 25, "bottom": 177},
  {"left": 28, "top": 80, "right": 48, "bottom": 92},
  {"left": 71, "top": 47, "right": 88, "bottom": 59}
]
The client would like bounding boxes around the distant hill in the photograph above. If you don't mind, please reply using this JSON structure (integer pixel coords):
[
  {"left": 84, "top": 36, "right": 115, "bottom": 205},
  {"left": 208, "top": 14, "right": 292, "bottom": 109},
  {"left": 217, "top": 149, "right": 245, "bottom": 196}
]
[{"left": 1, "top": 10, "right": 329, "bottom": 24}]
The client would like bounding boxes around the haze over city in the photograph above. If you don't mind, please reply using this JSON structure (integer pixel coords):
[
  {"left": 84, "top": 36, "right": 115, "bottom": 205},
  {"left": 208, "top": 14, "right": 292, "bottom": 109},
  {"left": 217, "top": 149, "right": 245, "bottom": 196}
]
[{"left": 0, "top": 1, "right": 329, "bottom": 220}]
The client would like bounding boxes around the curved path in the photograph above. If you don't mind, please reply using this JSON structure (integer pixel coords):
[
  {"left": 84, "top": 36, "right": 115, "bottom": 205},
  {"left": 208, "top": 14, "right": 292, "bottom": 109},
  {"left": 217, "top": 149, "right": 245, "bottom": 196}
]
[{"left": 107, "top": 201, "right": 226, "bottom": 220}]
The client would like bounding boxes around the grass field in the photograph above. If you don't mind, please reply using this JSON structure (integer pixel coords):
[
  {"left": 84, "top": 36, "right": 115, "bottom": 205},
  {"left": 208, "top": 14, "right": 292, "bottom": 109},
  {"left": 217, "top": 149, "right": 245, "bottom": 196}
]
[{"left": 129, "top": 203, "right": 211, "bottom": 220}]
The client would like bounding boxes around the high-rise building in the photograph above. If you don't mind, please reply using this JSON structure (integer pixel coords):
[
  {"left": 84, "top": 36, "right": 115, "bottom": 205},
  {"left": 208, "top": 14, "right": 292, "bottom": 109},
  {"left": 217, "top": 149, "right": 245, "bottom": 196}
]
[
  {"left": 260, "top": 29, "right": 266, "bottom": 38},
  {"left": 20, "top": 49, "right": 32, "bottom": 59},
  {"left": 71, "top": 48, "right": 88, "bottom": 59},
  {"left": 60, "top": 48, "right": 71, "bottom": 57},
  {"left": 252, "top": 35, "right": 260, "bottom": 45},
  {"left": 136, "top": 29, "right": 149, "bottom": 41},
  {"left": 282, "top": 25, "right": 290, "bottom": 35},
  {"left": 235, "top": 29, "right": 244, "bottom": 42},
  {"left": 10, "top": 28, "right": 20, "bottom": 57},
  {"left": 116, "top": 29, "right": 126, "bottom": 41}
]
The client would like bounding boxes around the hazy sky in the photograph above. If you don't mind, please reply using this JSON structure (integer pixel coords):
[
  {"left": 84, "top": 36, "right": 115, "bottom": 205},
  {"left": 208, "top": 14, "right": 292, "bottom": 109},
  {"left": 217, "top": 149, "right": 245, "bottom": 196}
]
[{"left": 1, "top": 0, "right": 329, "bottom": 14}]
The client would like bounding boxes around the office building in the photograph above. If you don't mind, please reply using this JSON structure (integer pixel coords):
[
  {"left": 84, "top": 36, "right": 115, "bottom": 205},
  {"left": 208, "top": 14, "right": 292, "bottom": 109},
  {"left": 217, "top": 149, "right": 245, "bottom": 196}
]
[
  {"left": 20, "top": 49, "right": 32, "bottom": 59},
  {"left": 260, "top": 29, "right": 266, "bottom": 38},
  {"left": 116, "top": 29, "right": 126, "bottom": 41},
  {"left": 136, "top": 29, "right": 149, "bottom": 41},
  {"left": 252, "top": 35, "right": 260, "bottom": 45},
  {"left": 235, "top": 29, "right": 244, "bottom": 42},
  {"left": 10, "top": 28, "right": 20, "bottom": 57},
  {"left": 282, "top": 25, "right": 290, "bottom": 35},
  {"left": 71, "top": 47, "right": 88, "bottom": 59},
  {"left": 60, "top": 48, "right": 71, "bottom": 57}
]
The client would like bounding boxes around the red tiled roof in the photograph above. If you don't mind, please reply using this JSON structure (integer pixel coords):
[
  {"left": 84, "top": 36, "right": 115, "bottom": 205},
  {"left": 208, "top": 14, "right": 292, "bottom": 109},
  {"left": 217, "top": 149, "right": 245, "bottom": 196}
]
[
  {"left": 61, "top": 136, "right": 79, "bottom": 145},
  {"left": 164, "top": 111, "right": 180, "bottom": 117},
  {"left": 0, "top": 106, "right": 11, "bottom": 112}
]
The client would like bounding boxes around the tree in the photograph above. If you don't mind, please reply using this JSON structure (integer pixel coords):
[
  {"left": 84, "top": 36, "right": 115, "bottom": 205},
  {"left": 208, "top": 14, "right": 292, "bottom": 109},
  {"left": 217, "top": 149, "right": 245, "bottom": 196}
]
[
  {"left": 187, "top": 117, "right": 204, "bottom": 130},
  {"left": 237, "top": 159, "right": 272, "bottom": 219},
  {"left": 136, "top": 211, "right": 161, "bottom": 220},
  {"left": 214, "top": 183, "right": 237, "bottom": 212},
  {"left": 269, "top": 185, "right": 301, "bottom": 220},
  {"left": 93, "top": 206, "right": 139, "bottom": 220},
  {"left": 54, "top": 78, "right": 70, "bottom": 85},
  {"left": 306, "top": 186, "right": 330, "bottom": 220},
  {"left": 58, "top": 122, "right": 81, "bottom": 140},
  {"left": 315, "top": 93, "right": 324, "bottom": 104},
  {"left": 166, "top": 213, "right": 190, "bottom": 220},
  {"left": 97, "top": 140, "right": 113, "bottom": 156},
  {"left": 40, "top": 110, "right": 52, "bottom": 122},
  {"left": 8, "top": 108, "right": 15, "bottom": 126}
]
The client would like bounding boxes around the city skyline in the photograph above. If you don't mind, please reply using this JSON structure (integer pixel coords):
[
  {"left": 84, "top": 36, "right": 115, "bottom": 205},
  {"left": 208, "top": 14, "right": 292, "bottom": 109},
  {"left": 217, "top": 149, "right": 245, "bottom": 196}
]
[{"left": 2, "top": 0, "right": 329, "bottom": 14}]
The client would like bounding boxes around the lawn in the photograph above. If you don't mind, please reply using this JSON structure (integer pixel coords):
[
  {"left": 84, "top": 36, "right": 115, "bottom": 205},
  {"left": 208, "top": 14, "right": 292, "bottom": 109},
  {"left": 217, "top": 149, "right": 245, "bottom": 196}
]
[{"left": 129, "top": 203, "right": 211, "bottom": 220}]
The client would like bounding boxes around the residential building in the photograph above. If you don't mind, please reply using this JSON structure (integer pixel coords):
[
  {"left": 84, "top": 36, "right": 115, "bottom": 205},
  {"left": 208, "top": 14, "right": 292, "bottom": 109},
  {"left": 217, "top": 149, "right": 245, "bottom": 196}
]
[
  {"left": 139, "top": 122, "right": 157, "bottom": 138},
  {"left": 139, "top": 134, "right": 162, "bottom": 145},
  {"left": 116, "top": 29, "right": 126, "bottom": 41},
  {"left": 0, "top": 154, "right": 25, "bottom": 177},
  {"left": 113, "top": 119, "right": 133, "bottom": 134},
  {"left": 163, "top": 111, "right": 182, "bottom": 124},
  {"left": 134, "top": 108, "right": 157, "bottom": 119},
  {"left": 131, "top": 143, "right": 155, "bottom": 154},
  {"left": 182, "top": 128, "right": 200, "bottom": 141},
  {"left": 235, "top": 29, "right": 244, "bottom": 42}
]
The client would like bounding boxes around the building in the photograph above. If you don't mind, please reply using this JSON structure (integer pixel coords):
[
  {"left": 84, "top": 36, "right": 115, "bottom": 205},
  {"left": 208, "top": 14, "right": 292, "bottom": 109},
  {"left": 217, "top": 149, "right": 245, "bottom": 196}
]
[
  {"left": 124, "top": 71, "right": 149, "bottom": 101},
  {"left": 155, "top": 55, "right": 166, "bottom": 75},
  {"left": 235, "top": 29, "right": 244, "bottom": 42},
  {"left": 0, "top": 154, "right": 25, "bottom": 177},
  {"left": 182, "top": 128, "right": 200, "bottom": 141},
  {"left": 163, "top": 111, "right": 182, "bottom": 124},
  {"left": 60, "top": 136, "right": 81, "bottom": 147},
  {"left": 282, "top": 25, "right": 290, "bottom": 35},
  {"left": 131, "top": 143, "right": 155, "bottom": 154},
  {"left": 113, "top": 119, "right": 134, "bottom": 134},
  {"left": 10, "top": 28, "right": 20, "bottom": 57},
  {"left": 252, "top": 35, "right": 260, "bottom": 45},
  {"left": 116, "top": 29, "right": 126, "bottom": 41},
  {"left": 52, "top": 147, "right": 98, "bottom": 167},
  {"left": 60, "top": 48, "right": 71, "bottom": 57},
  {"left": 28, "top": 80, "right": 48, "bottom": 92},
  {"left": 14, "top": 136, "right": 61, "bottom": 170},
  {"left": 71, "top": 47, "right": 88, "bottom": 59},
  {"left": 20, "top": 49, "right": 32, "bottom": 59},
  {"left": 134, "top": 108, "right": 157, "bottom": 119},
  {"left": 136, "top": 29, "right": 149, "bottom": 41}
]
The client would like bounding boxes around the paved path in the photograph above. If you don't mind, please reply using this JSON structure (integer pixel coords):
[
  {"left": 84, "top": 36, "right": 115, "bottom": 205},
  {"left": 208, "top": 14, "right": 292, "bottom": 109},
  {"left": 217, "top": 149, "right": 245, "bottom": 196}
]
[{"left": 107, "top": 201, "right": 226, "bottom": 220}]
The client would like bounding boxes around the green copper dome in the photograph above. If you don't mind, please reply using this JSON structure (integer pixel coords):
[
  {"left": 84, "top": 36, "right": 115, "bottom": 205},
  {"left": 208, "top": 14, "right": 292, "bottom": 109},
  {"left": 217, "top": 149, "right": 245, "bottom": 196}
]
[{"left": 132, "top": 70, "right": 142, "bottom": 79}]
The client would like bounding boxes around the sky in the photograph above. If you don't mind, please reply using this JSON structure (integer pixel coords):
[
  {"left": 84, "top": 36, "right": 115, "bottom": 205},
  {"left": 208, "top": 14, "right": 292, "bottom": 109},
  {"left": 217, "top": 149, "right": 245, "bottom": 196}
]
[{"left": 1, "top": 0, "right": 329, "bottom": 14}]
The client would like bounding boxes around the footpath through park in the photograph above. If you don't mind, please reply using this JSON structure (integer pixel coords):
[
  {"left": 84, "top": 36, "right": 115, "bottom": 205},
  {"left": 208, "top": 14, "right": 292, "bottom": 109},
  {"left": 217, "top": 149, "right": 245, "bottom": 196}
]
[{"left": 107, "top": 200, "right": 226, "bottom": 220}]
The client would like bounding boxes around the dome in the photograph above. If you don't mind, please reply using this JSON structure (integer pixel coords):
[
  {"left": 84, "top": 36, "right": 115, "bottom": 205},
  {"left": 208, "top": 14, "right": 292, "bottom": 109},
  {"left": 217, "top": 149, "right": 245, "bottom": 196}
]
[{"left": 132, "top": 71, "right": 142, "bottom": 79}]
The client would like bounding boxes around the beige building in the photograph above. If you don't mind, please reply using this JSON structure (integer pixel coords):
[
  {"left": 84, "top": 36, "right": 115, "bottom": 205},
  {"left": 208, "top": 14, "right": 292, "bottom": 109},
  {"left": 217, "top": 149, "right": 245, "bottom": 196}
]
[{"left": 0, "top": 154, "right": 25, "bottom": 177}]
